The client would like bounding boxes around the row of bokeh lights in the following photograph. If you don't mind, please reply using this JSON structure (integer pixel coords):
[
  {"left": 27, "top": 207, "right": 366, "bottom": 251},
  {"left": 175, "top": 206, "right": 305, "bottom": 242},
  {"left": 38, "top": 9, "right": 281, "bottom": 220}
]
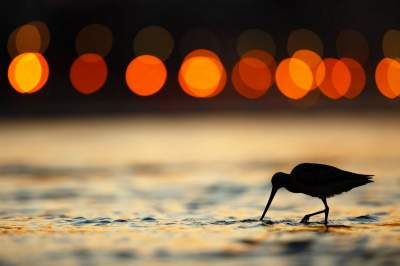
[{"left": 6, "top": 21, "right": 400, "bottom": 99}]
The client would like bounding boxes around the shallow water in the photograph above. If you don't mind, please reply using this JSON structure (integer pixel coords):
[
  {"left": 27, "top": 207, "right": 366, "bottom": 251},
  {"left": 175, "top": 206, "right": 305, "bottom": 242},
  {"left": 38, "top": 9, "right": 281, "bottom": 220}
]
[{"left": 0, "top": 114, "right": 399, "bottom": 266}]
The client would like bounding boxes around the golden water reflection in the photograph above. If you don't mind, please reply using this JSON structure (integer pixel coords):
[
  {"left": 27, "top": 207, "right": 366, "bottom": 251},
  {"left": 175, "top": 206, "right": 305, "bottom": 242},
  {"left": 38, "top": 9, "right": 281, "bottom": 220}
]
[{"left": 0, "top": 114, "right": 399, "bottom": 266}]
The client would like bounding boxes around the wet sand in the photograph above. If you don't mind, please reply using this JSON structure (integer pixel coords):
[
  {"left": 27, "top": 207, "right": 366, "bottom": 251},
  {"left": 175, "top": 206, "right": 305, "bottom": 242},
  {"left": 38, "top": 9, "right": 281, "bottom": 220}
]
[{"left": 0, "top": 113, "right": 399, "bottom": 266}]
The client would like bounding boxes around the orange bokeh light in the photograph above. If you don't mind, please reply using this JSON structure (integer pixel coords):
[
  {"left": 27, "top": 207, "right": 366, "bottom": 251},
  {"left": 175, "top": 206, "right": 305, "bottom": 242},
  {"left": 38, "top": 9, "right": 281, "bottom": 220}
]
[
  {"left": 316, "top": 58, "right": 351, "bottom": 99},
  {"left": 8, "top": 52, "right": 49, "bottom": 94},
  {"left": 179, "top": 49, "right": 226, "bottom": 98},
  {"left": 8, "top": 21, "right": 50, "bottom": 58},
  {"left": 125, "top": 55, "right": 167, "bottom": 96},
  {"left": 276, "top": 58, "right": 313, "bottom": 100},
  {"left": 341, "top": 58, "right": 366, "bottom": 99},
  {"left": 70, "top": 53, "right": 108, "bottom": 94},
  {"left": 232, "top": 50, "right": 275, "bottom": 99},
  {"left": 292, "top": 49, "right": 322, "bottom": 90},
  {"left": 375, "top": 58, "right": 400, "bottom": 99}
]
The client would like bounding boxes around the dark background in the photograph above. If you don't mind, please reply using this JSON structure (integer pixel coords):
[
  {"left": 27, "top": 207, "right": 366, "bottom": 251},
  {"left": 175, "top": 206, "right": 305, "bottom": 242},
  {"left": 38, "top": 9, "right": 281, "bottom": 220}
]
[{"left": 1, "top": 0, "right": 400, "bottom": 116}]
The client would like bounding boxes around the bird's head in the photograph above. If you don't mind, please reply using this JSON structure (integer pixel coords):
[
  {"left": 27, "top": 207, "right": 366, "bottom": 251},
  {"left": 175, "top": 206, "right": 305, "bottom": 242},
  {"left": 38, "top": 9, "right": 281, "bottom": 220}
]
[
  {"left": 260, "top": 171, "right": 290, "bottom": 221},
  {"left": 271, "top": 171, "right": 290, "bottom": 189}
]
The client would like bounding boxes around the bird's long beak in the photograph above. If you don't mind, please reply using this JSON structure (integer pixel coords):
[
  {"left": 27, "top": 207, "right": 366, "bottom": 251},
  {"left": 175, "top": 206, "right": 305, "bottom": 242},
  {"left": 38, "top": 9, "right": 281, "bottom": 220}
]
[{"left": 260, "top": 186, "right": 278, "bottom": 221}]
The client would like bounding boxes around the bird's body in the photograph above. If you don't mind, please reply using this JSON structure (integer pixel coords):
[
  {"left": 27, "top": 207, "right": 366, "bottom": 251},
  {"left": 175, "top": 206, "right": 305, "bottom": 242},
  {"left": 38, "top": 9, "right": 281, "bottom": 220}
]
[
  {"left": 287, "top": 163, "right": 373, "bottom": 198},
  {"left": 260, "top": 163, "right": 373, "bottom": 225}
]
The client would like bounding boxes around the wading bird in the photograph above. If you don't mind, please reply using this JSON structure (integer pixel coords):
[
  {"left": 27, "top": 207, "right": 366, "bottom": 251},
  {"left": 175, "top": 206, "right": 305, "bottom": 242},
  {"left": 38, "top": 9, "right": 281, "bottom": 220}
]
[{"left": 260, "top": 163, "right": 373, "bottom": 225}]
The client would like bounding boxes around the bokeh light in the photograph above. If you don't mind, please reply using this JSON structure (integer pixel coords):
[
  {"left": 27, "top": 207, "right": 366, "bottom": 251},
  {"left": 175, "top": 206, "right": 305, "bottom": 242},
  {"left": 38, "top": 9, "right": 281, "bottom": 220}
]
[
  {"left": 125, "top": 55, "right": 167, "bottom": 96},
  {"left": 292, "top": 49, "right": 322, "bottom": 90},
  {"left": 8, "top": 52, "right": 49, "bottom": 94},
  {"left": 336, "top": 29, "right": 369, "bottom": 64},
  {"left": 236, "top": 29, "right": 276, "bottom": 57},
  {"left": 375, "top": 58, "right": 400, "bottom": 99},
  {"left": 29, "top": 21, "right": 50, "bottom": 53},
  {"left": 341, "top": 58, "right": 366, "bottom": 99},
  {"left": 75, "top": 24, "right": 113, "bottom": 57},
  {"left": 316, "top": 58, "right": 351, "bottom": 99},
  {"left": 70, "top": 53, "right": 108, "bottom": 94},
  {"left": 134, "top": 26, "right": 174, "bottom": 61},
  {"left": 232, "top": 50, "right": 275, "bottom": 99},
  {"left": 8, "top": 21, "right": 50, "bottom": 58},
  {"left": 179, "top": 28, "right": 221, "bottom": 57},
  {"left": 287, "top": 29, "right": 323, "bottom": 56},
  {"left": 179, "top": 49, "right": 226, "bottom": 98},
  {"left": 276, "top": 58, "right": 313, "bottom": 100},
  {"left": 382, "top": 29, "right": 400, "bottom": 59},
  {"left": 16, "top": 25, "right": 41, "bottom": 54}
]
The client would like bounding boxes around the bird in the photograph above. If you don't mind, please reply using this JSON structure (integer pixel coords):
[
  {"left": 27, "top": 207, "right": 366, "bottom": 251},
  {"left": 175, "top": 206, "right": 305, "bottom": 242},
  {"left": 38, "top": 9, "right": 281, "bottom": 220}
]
[{"left": 259, "top": 163, "right": 373, "bottom": 225}]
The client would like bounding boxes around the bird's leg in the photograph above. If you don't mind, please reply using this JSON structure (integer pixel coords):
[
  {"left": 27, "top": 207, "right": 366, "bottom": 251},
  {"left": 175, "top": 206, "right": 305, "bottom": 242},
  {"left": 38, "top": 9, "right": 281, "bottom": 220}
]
[
  {"left": 300, "top": 210, "right": 325, "bottom": 223},
  {"left": 322, "top": 197, "right": 329, "bottom": 225},
  {"left": 300, "top": 198, "right": 329, "bottom": 224}
]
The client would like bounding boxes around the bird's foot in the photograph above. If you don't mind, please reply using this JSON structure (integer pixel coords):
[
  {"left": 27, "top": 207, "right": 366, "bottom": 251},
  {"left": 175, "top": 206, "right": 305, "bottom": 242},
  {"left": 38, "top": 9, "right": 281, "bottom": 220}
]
[{"left": 300, "top": 215, "right": 310, "bottom": 224}]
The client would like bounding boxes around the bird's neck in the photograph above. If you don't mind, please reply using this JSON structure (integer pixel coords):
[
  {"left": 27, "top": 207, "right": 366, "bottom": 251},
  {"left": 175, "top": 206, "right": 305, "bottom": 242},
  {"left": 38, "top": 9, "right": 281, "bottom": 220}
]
[{"left": 283, "top": 183, "right": 299, "bottom": 193}]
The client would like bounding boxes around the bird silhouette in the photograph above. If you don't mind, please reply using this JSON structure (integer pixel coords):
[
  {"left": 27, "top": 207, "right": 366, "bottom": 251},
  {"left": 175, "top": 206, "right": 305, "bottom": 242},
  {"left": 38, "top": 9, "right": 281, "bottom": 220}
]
[{"left": 260, "top": 163, "right": 373, "bottom": 225}]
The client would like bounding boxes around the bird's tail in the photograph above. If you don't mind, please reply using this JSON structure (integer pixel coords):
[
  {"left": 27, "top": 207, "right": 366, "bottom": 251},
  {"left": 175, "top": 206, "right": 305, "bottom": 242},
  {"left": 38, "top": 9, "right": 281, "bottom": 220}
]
[
  {"left": 349, "top": 175, "right": 374, "bottom": 187},
  {"left": 329, "top": 174, "right": 374, "bottom": 197},
  {"left": 352, "top": 174, "right": 374, "bottom": 187},
  {"left": 363, "top": 174, "right": 374, "bottom": 183}
]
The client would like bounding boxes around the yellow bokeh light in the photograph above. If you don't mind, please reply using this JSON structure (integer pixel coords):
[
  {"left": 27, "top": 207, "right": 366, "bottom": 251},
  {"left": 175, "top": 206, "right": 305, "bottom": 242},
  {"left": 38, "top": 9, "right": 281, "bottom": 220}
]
[
  {"left": 179, "top": 49, "right": 226, "bottom": 98},
  {"left": 288, "top": 58, "right": 314, "bottom": 90},
  {"left": 292, "top": 49, "right": 322, "bottom": 90},
  {"left": 276, "top": 58, "right": 313, "bottom": 100},
  {"left": 184, "top": 57, "right": 220, "bottom": 92},
  {"left": 8, "top": 52, "right": 49, "bottom": 94}
]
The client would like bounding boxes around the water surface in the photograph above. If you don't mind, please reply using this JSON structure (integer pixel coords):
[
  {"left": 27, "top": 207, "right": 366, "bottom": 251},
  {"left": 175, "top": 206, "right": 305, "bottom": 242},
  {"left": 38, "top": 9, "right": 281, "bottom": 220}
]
[{"left": 1, "top": 114, "right": 399, "bottom": 266}]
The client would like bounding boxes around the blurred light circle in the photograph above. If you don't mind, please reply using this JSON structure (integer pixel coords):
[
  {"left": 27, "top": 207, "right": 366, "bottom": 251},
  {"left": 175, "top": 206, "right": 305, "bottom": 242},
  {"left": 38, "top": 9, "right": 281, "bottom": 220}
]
[
  {"left": 340, "top": 58, "right": 366, "bottom": 99},
  {"left": 292, "top": 49, "right": 322, "bottom": 90},
  {"left": 179, "top": 28, "right": 222, "bottom": 57},
  {"left": 7, "top": 29, "right": 19, "bottom": 58},
  {"left": 30, "top": 21, "right": 50, "bottom": 53},
  {"left": 236, "top": 29, "right": 276, "bottom": 57},
  {"left": 386, "top": 59, "right": 400, "bottom": 97},
  {"left": 232, "top": 50, "right": 275, "bottom": 99},
  {"left": 125, "top": 55, "right": 167, "bottom": 96},
  {"left": 179, "top": 49, "right": 226, "bottom": 98},
  {"left": 382, "top": 30, "right": 400, "bottom": 59},
  {"left": 70, "top": 53, "right": 108, "bottom": 94},
  {"left": 336, "top": 29, "right": 369, "bottom": 64},
  {"left": 8, "top": 52, "right": 49, "bottom": 94},
  {"left": 316, "top": 58, "right": 351, "bottom": 99},
  {"left": 75, "top": 24, "right": 113, "bottom": 57},
  {"left": 8, "top": 21, "right": 50, "bottom": 58},
  {"left": 287, "top": 29, "right": 323, "bottom": 56},
  {"left": 375, "top": 58, "right": 400, "bottom": 99},
  {"left": 133, "top": 26, "right": 174, "bottom": 61},
  {"left": 276, "top": 58, "right": 313, "bottom": 100},
  {"left": 16, "top": 25, "right": 41, "bottom": 54}
]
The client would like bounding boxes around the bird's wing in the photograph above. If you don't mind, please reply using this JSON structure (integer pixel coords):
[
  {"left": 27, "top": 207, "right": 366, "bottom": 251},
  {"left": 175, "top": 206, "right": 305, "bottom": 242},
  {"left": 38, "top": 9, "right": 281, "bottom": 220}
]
[{"left": 291, "top": 163, "right": 373, "bottom": 187}]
